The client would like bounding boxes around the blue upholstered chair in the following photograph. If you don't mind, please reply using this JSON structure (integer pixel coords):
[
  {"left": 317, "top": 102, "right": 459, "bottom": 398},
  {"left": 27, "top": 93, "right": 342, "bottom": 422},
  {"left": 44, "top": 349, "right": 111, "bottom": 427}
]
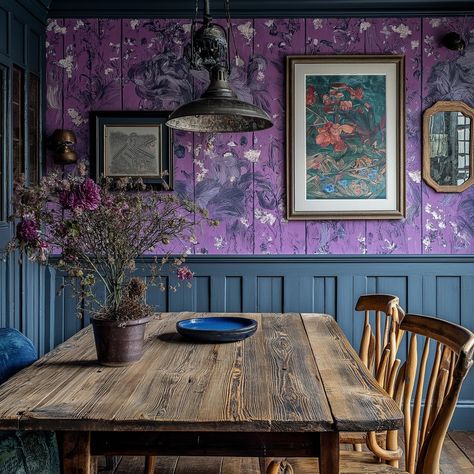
[{"left": 0, "top": 328, "right": 59, "bottom": 474}]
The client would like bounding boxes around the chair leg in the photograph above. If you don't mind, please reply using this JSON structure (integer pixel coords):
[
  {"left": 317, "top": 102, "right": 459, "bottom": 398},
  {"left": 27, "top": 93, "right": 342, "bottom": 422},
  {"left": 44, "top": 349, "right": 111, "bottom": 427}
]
[
  {"left": 265, "top": 459, "right": 294, "bottom": 474},
  {"left": 266, "top": 460, "right": 282, "bottom": 474},
  {"left": 144, "top": 455, "right": 156, "bottom": 474}
]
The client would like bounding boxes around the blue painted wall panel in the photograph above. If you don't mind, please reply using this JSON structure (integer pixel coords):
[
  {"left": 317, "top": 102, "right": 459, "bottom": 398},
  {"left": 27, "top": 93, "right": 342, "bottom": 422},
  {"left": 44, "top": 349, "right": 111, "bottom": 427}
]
[
  {"left": 225, "top": 277, "right": 242, "bottom": 313},
  {"left": 20, "top": 254, "right": 474, "bottom": 430}
]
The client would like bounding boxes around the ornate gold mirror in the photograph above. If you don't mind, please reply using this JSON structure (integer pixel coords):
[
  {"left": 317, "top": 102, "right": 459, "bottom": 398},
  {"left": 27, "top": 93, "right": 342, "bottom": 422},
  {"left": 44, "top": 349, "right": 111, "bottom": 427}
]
[{"left": 423, "top": 101, "right": 474, "bottom": 192}]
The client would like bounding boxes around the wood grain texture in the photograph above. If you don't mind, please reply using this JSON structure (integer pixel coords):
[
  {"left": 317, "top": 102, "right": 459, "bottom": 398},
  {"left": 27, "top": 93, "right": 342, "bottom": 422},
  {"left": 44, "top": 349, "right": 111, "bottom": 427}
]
[
  {"left": 302, "top": 313, "right": 403, "bottom": 432},
  {"left": 0, "top": 313, "right": 337, "bottom": 433},
  {"left": 62, "top": 431, "right": 92, "bottom": 474}
]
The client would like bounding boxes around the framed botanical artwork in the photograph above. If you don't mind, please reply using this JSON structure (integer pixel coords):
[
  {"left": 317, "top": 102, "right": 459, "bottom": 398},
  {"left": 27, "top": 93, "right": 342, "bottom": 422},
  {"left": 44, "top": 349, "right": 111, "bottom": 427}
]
[
  {"left": 90, "top": 111, "right": 173, "bottom": 189},
  {"left": 286, "top": 55, "right": 405, "bottom": 220}
]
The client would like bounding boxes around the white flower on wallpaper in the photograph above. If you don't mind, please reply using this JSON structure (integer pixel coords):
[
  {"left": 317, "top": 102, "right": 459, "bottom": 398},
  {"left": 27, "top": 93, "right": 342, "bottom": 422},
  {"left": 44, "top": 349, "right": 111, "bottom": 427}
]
[
  {"left": 240, "top": 217, "right": 250, "bottom": 228},
  {"left": 429, "top": 18, "right": 442, "bottom": 28},
  {"left": 391, "top": 24, "right": 412, "bottom": 38},
  {"left": 67, "top": 108, "right": 88, "bottom": 127},
  {"left": 73, "top": 20, "right": 85, "bottom": 30},
  {"left": 244, "top": 149, "right": 261, "bottom": 163},
  {"left": 360, "top": 21, "right": 371, "bottom": 32},
  {"left": 383, "top": 239, "right": 397, "bottom": 253},
  {"left": 313, "top": 19, "right": 323, "bottom": 30},
  {"left": 358, "top": 235, "right": 367, "bottom": 254},
  {"left": 408, "top": 170, "right": 421, "bottom": 183},
  {"left": 214, "top": 236, "right": 226, "bottom": 249},
  {"left": 411, "top": 40, "right": 419, "bottom": 49},
  {"left": 194, "top": 159, "right": 208, "bottom": 183},
  {"left": 47, "top": 19, "right": 66, "bottom": 35},
  {"left": 130, "top": 19, "right": 140, "bottom": 30},
  {"left": 58, "top": 55, "right": 74, "bottom": 78},
  {"left": 237, "top": 22, "right": 255, "bottom": 43},
  {"left": 255, "top": 209, "right": 276, "bottom": 226}
]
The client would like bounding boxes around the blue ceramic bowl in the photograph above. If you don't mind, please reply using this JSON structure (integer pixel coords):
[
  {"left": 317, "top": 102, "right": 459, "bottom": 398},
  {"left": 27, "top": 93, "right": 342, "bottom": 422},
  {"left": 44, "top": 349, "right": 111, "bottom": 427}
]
[{"left": 176, "top": 317, "right": 258, "bottom": 343}]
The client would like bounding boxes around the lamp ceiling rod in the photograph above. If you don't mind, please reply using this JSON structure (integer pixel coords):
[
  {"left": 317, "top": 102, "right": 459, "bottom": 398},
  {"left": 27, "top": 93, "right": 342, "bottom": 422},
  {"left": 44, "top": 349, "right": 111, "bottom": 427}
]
[{"left": 204, "top": 0, "right": 211, "bottom": 20}]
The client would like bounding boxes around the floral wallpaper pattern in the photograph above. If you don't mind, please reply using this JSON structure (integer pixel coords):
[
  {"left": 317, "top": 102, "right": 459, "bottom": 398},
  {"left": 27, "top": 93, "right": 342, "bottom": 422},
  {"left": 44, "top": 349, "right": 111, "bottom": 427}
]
[{"left": 46, "top": 16, "right": 474, "bottom": 254}]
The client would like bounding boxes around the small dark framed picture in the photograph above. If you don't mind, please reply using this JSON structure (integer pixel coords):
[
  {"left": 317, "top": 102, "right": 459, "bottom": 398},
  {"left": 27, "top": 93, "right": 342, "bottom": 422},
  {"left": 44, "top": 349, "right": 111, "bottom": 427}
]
[{"left": 90, "top": 111, "right": 173, "bottom": 189}]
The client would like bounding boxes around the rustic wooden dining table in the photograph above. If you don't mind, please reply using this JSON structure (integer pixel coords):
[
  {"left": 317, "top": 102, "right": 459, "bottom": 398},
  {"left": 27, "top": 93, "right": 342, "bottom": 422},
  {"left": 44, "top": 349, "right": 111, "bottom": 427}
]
[{"left": 0, "top": 312, "right": 403, "bottom": 474}]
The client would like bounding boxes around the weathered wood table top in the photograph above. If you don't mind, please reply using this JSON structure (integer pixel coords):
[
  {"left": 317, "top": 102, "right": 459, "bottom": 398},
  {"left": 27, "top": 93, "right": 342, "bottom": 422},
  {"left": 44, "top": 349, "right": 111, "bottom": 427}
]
[{"left": 0, "top": 312, "right": 402, "bottom": 434}]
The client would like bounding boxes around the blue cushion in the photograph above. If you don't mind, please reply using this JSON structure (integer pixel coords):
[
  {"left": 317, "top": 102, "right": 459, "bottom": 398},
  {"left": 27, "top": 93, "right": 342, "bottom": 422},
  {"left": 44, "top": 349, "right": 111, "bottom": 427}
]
[
  {"left": 0, "top": 328, "right": 37, "bottom": 384},
  {"left": 0, "top": 329, "right": 59, "bottom": 473}
]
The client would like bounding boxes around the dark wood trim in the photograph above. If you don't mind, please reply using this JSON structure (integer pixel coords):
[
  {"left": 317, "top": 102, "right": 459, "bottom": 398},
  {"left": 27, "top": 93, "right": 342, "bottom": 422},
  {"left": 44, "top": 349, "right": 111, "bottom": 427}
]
[
  {"left": 47, "top": 0, "right": 474, "bottom": 18},
  {"left": 91, "top": 432, "right": 321, "bottom": 458}
]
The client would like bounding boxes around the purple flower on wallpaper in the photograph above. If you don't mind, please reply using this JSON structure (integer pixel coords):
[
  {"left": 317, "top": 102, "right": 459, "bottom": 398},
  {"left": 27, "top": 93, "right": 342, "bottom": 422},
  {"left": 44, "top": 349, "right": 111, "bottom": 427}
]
[
  {"left": 195, "top": 149, "right": 251, "bottom": 219},
  {"left": 127, "top": 51, "right": 193, "bottom": 108},
  {"left": 17, "top": 218, "right": 39, "bottom": 243},
  {"left": 59, "top": 178, "right": 101, "bottom": 211}
]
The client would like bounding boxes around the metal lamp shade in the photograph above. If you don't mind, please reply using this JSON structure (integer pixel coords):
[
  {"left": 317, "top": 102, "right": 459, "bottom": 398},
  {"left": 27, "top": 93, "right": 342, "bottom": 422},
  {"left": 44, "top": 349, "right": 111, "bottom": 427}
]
[
  {"left": 166, "top": 97, "right": 273, "bottom": 133},
  {"left": 167, "top": 67, "right": 273, "bottom": 133}
]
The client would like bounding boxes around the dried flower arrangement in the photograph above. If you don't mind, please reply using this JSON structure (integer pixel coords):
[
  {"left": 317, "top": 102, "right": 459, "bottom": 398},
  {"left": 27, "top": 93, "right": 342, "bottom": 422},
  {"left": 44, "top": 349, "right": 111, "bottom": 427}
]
[{"left": 6, "top": 164, "right": 217, "bottom": 322}]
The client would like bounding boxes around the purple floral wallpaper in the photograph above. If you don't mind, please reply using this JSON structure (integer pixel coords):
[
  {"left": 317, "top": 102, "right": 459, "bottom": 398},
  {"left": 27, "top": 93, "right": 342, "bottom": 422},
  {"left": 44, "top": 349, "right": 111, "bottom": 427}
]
[{"left": 46, "top": 16, "right": 474, "bottom": 254}]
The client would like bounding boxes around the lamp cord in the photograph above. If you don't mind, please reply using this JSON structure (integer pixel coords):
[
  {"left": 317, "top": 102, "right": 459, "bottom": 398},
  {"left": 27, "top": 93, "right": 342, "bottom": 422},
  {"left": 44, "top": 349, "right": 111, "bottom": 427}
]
[{"left": 225, "top": 0, "right": 239, "bottom": 70}]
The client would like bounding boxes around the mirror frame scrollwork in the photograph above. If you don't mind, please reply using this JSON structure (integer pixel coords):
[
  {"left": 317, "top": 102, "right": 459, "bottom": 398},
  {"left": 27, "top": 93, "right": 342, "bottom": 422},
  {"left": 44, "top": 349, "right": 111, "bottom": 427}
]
[{"left": 423, "top": 100, "right": 474, "bottom": 192}]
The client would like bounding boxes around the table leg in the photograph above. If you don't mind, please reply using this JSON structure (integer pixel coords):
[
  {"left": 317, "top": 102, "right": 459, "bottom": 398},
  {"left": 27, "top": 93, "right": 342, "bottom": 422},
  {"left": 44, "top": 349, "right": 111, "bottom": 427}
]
[
  {"left": 62, "top": 431, "right": 91, "bottom": 474},
  {"left": 319, "top": 432, "right": 339, "bottom": 474}
]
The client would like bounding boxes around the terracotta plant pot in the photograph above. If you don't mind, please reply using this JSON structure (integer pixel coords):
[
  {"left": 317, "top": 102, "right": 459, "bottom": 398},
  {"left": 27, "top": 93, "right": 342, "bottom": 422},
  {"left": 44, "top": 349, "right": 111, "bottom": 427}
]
[{"left": 91, "top": 316, "right": 151, "bottom": 367}]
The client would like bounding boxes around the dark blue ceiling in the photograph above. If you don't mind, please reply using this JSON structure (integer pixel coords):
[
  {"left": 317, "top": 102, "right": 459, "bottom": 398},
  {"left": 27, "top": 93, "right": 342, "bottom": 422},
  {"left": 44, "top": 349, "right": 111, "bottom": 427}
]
[{"left": 47, "top": 0, "right": 474, "bottom": 18}]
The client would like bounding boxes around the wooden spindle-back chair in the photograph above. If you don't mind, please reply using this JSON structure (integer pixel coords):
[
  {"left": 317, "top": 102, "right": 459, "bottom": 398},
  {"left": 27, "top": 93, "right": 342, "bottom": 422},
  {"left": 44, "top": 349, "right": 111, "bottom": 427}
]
[
  {"left": 285, "top": 313, "right": 473, "bottom": 474},
  {"left": 394, "top": 313, "right": 473, "bottom": 474},
  {"left": 341, "top": 294, "right": 403, "bottom": 459},
  {"left": 356, "top": 294, "right": 403, "bottom": 380}
]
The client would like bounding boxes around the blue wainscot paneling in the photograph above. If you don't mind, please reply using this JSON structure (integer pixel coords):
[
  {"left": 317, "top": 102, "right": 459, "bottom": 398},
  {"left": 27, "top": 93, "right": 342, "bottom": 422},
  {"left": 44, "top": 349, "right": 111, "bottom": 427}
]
[{"left": 44, "top": 254, "right": 474, "bottom": 430}]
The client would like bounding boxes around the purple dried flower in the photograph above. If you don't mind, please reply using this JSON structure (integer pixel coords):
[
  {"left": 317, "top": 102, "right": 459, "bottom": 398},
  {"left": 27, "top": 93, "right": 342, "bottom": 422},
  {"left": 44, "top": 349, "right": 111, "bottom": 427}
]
[
  {"left": 177, "top": 266, "right": 193, "bottom": 281},
  {"left": 16, "top": 218, "right": 39, "bottom": 243},
  {"left": 59, "top": 178, "right": 101, "bottom": 211}
]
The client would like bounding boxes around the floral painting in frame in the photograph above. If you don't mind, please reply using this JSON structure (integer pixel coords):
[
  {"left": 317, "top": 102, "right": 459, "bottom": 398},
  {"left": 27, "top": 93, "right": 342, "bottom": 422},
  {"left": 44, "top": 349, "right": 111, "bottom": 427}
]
[{"left": 286, "top": 55, "right": 405, "bottom": 219}]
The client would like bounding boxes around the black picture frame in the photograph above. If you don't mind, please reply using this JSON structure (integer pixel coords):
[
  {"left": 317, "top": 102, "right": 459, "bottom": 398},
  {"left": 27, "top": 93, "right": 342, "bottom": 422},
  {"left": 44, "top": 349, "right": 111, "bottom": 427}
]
[{"left": 90, "top": 111, "right": 173, "bottom": 189}]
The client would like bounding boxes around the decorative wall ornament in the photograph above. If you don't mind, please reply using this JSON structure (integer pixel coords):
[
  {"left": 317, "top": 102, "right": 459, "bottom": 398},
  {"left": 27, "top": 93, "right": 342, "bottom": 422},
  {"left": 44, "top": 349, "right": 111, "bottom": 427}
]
[
  {"left": 90, "top": 111, "right": 173, "bottom": 189},
  {"left": 286, "top": 55, "right": 405, "bottom": 220},
  {"left": 50, "top": 129, "right": 78, "bottom": 164},
  {"left": 441, "top": 32, "right": 466, "bottom": 51},
  {"left": 423, "top": 101, "right": 474, "bottom": 193}
]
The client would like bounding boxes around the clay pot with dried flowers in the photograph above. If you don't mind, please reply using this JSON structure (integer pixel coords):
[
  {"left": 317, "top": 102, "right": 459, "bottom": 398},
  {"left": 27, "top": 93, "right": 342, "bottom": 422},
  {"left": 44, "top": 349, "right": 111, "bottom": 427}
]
[{"left": 6, "top": 165, "right": 217, "bottom": 366}]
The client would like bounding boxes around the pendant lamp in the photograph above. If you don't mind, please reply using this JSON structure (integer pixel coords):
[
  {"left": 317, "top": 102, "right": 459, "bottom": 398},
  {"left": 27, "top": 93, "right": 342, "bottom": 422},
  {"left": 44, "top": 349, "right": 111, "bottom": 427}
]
[{"left": 166, "top": 0, "right": 273, "bottom": 133}]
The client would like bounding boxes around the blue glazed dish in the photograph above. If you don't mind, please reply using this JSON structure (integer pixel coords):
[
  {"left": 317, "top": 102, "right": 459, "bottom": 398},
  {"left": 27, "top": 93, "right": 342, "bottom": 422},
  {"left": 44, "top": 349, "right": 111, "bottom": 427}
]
[{"left": 176, "top": 317, "right": 258, "bottom": 343}]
